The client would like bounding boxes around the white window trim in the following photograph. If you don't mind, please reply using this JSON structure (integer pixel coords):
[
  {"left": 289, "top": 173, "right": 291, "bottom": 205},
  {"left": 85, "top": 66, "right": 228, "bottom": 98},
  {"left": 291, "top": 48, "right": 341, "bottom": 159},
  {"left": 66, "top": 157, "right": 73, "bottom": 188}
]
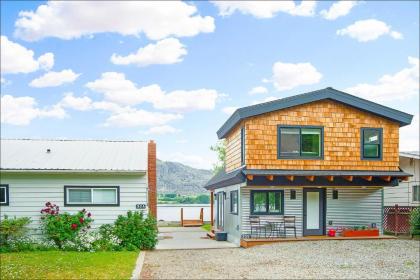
[
  {"left": 413, "top": 185, "right": 420, "bottom": 202},
  {"left": 0, "top": 185, "right": 8, "bottom": 204},
  {"left": 65, "top": 186, "right": 119, "bottom": 206}
]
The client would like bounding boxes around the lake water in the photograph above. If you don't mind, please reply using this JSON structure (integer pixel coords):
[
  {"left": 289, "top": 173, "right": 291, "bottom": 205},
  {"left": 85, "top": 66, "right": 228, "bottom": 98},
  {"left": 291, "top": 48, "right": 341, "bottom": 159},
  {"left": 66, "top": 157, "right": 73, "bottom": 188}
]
[{"left": 157, "top": 204, "right": 211, "bottom": 222}]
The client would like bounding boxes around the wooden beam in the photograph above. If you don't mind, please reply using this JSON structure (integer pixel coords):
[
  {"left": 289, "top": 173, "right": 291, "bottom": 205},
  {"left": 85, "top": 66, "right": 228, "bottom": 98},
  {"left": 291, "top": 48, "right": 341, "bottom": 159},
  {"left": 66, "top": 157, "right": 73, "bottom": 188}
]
[
  {"left": 286, "top": 175, "right": 294, "bottom": 182},
  {"left": 325, "top": 176, "right": 334, "bottom": 182},
  {"left": 361, "top": 176, "right": 372, "bottom": 182},
  {"left": 381, "top": 176, "right": 391, "bottom": 182},
  {"left": 266, "top": 175, "right": 274, "bottom": 181},
  {"left": 246, "top": 174, "right": 254, "bottom": 181},
  {"left": 306, "top": 176, "right": 315, "bottom": 182},
  {"left": 343, "top": 175, "right": 353, "bottom": 182}
]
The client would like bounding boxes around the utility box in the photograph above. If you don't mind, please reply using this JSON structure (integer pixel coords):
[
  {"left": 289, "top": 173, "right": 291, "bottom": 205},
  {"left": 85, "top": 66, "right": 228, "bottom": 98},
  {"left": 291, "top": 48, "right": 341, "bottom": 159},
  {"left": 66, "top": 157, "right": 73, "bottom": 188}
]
[{"left": 215, "top": 232, "right": 227, "bottom": 241}]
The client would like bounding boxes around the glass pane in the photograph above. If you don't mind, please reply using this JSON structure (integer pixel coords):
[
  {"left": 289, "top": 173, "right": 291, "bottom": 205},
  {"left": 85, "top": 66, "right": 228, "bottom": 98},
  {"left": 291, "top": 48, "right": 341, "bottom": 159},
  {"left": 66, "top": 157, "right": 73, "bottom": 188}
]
[
  {"left": 364, "top": 144, "right": 379, "bottom": 158},
  {"left": 364, "top": 129, "right": 380, "bottom": 144},
  {"left": 268, "top": 192, "right": 281, "bottom": 213},
  {"left": 307, "top": 192, "right": 320, "bottom": 229},
  {"left": 0, "top": 187, "right": 5, "bottom": 203},
  {"left": 413, "top": 186, "right": 420, "bottom": 202},
  {"left": 280, "top": 128, "right": 300, "bottom": 156},
  {"left": 252, "top": 192, "right": 267, "bottom": 213},
  {"left": 93, "top": 189, "right": 117, "bottom": 204},
  {"left": 68, "top": 189, "right": 91, "bottom": 203},
  {"left": 301, "top": 128, "right": 321, "bottom": 157},
  {"left": 231, "top": 192, "right": 238, "bottom": 213}
]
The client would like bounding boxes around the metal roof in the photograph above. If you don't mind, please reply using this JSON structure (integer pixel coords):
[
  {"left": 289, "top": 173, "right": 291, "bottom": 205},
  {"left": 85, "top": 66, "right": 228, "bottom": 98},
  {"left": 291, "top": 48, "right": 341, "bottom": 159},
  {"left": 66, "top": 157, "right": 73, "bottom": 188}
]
[
  {"left": 0, "top": 139, "right": 148, "bottom": 172},
  {"left": 217, "top": 87, "right": 414, "bottom": 139},
  {"left": 399, "top": 151, "right": 420, "bottom": 160},
  {"left": 204, "top": 167, "right": 245, "bottom": 190}
]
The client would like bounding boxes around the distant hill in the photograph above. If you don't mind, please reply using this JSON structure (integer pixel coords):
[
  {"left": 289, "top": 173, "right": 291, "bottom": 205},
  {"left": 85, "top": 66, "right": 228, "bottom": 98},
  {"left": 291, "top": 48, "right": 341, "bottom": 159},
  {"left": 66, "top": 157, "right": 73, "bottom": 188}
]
[{"left": 157, "top": 159, "right": 213, "bottom": 195}]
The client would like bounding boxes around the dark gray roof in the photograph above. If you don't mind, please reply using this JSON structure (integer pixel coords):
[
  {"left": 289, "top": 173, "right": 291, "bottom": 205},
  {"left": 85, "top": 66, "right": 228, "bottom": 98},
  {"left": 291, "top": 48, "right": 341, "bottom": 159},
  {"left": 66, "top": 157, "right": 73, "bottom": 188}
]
[
  {"left": 243, "top": 169, "right": 412, "bottom": 177},
  {"left": 204, "top": 167, "right": 245, "bottom": 190},
  {"left": 217, "top": 87, "right": 413, "bottom": 139}
]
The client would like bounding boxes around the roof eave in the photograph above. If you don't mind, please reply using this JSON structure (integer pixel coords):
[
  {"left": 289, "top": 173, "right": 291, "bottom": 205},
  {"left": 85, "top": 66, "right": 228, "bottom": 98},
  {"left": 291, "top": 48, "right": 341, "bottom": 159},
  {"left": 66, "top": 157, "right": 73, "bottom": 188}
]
[{"left": 0, "top": 169, "right": 147, "bottom": 175}]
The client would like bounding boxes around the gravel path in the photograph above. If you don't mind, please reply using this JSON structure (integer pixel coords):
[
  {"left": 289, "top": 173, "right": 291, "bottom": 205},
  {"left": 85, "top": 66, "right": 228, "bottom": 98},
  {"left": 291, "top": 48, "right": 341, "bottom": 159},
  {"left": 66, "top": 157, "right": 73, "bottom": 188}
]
[{"left": 141, "top": 240, "right": 419, "bottom": 279}]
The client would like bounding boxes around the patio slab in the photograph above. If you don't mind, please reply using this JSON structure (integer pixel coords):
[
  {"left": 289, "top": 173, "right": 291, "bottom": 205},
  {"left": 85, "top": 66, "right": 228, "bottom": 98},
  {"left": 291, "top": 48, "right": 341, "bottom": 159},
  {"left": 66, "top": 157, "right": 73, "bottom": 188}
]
[{"left": 156, "top": 227, "right": 238, "bottom": 250}]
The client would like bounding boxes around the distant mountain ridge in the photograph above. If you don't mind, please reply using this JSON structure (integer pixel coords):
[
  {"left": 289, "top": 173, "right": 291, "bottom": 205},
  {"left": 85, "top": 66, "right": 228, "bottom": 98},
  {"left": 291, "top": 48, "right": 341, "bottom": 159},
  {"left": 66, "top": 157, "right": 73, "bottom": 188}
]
[{"left": 157, "top": 159, "right": 213, "bottom": 195}]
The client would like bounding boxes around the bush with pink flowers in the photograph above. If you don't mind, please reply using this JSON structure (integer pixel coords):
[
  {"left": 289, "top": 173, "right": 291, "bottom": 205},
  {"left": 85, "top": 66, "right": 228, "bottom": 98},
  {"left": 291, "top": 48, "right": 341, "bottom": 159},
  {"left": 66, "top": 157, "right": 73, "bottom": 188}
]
[{"left": 40, "top": 202, "right": 93, "bottom": 249}]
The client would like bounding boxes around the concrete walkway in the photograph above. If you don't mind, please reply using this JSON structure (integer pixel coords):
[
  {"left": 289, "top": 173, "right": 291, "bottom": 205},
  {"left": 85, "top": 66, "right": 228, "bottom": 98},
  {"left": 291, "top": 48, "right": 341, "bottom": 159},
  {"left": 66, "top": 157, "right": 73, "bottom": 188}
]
[{"left": 156, "top": 227, "right": 238, "bottom": 250}]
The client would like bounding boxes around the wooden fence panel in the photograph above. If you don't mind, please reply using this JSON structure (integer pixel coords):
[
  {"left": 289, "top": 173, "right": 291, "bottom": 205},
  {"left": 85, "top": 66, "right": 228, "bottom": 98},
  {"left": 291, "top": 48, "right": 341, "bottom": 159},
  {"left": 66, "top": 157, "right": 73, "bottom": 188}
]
[{"left": 383, "top": 204, "right": 417, "bottom": 235}]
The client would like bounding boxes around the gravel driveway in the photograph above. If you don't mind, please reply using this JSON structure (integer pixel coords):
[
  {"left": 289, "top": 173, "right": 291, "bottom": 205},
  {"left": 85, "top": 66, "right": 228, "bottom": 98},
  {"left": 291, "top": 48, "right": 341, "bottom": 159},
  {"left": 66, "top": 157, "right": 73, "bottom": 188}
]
[{"left": 141, "top": 240, "right": 419, "bottom": 279}]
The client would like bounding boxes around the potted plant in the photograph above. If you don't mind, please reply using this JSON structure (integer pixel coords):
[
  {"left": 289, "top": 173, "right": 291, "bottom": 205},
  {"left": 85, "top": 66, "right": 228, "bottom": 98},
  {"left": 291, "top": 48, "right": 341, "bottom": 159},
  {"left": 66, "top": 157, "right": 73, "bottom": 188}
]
[{"left": 342, "top": 225, "right": 379, "bottom": 237}]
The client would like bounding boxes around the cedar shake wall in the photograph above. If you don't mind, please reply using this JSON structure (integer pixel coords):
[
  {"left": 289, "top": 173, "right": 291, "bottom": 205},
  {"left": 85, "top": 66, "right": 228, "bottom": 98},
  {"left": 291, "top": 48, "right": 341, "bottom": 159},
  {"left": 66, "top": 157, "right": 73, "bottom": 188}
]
[
  {"left": 225, "top": 100, "right": 400, "bottom": 171},
  {"left": 148, "top": 140, "right": 157, "bottom": 217},
  {"left": 225, "top": 124, "right": 243, "bottom": 172}
]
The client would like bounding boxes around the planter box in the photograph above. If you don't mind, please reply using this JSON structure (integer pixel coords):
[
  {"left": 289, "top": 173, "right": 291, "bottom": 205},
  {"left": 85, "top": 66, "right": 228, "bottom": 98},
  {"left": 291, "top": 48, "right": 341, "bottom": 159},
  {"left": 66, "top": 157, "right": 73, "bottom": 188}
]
[{"left": 342, "top": 229, "right": 379, "bottom": 237}]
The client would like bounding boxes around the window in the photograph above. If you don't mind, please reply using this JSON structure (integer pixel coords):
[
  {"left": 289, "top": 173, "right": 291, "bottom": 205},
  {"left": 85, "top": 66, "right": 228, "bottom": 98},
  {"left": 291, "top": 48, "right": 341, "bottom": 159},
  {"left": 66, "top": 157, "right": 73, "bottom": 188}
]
[
  {"left": 278, "top": 126, "right": 323, "bottom": 159},
  {"left": 361, "top": 128, "right": 382, "bottom": 160},
  {"left": 230, "top": 190, "right": 238, "bottom": 214},
  {"left": 64, "top": 186, "right": 119, "bottom": 206},
  {"left": 332, "top": 190, "right": 338, "bottom": 200},
  {"left": 251, "top": 190, "right": 284, "bottom": 215},
  {"left": 413, "top": 185, "right": 420, "bottom": 202},
  {"left": 0, "top": 184, "right": 9, "bottom": 206},
  {"left": 290, "top": 190, "right": 296, "bottom": 200},
  {"left": 241, "top": 127, "right": 245, "bottom": 165}
]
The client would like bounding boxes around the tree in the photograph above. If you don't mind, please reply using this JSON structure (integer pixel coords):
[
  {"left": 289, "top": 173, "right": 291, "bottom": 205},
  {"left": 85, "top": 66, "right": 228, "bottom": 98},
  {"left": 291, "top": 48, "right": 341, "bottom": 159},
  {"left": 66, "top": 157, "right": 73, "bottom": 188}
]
[{"left": 210, "top": 140, "right": 226, "bottom": 174}]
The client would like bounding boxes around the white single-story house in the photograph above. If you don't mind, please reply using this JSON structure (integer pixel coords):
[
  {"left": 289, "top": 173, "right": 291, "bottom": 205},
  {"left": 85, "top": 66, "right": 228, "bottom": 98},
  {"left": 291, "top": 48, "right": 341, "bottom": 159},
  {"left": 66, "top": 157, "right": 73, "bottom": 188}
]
[
  {"left": 384, "top": 151, "right": 420, "bottom": 207},
  {"left": 0, "top": 139, "right": 157, "bottom": 235}
]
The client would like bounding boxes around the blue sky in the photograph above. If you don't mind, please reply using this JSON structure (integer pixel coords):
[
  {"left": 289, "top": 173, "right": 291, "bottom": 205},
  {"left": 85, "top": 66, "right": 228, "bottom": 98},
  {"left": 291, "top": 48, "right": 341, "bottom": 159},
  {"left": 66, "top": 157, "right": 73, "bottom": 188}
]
[{"left": 1, "top": 1, "right": 419, "bottom": 169}]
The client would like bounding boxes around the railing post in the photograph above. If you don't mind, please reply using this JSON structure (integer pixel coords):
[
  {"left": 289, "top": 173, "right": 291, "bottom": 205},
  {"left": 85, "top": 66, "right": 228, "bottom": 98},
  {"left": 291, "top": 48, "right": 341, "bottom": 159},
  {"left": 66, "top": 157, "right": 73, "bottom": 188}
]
[
  {"left": 395, "top": 204, "right": 399, "bottom": 236},
  {"left": 200, "top": 208, "right": 204, "bottom": 223},
  {"left": 210, "top": 191, "right": 214, "bottom": 227},
  {"left": 181, "top": 208, "right": 184, "bottom": 227}
]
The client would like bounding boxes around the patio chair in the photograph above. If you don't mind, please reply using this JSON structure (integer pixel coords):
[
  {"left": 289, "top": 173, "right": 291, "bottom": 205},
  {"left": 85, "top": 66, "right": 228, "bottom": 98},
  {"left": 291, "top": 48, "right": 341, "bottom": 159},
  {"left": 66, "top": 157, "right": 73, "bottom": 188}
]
[
  {"left": 283, "top": 216, "right": 297, "bottom": 238},
  {"left": 249, "top": 216, "right": 268, "bottom": 238}
]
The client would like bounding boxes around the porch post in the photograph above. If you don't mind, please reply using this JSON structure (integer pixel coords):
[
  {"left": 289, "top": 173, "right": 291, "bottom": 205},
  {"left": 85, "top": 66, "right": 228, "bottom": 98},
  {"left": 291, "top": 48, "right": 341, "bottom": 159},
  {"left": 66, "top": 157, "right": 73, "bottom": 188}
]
[{"left": 210, "top": 191, "right": 214, "bottom": 227}]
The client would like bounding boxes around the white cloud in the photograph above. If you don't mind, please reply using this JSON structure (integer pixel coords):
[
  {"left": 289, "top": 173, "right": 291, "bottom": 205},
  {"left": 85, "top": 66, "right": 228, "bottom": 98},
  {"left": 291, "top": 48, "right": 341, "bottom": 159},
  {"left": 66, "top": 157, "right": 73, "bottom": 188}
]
[
  {"left": 337, "top": 19, "right": 403, "bottom": 42},
  {"left": 29, "top": 69, "right": 80, "bottom": 88},
  {"left": 159, "top": 152, "right": 215, "bottom": 169},
  {"left": 212, "top": 1, "right": 317, "bottom": 18},
  {"left": 86, "top": 72, "right": 220, "bottom": 112},
  {"left": 1, "top": 95, "right": 66, "bottom": 125},
  {"left": 14, "top": 1, "right": 215, "bottom": 41},
  {"left": 345, "top": 57, "right": 419, "bottom": 102},
  {"left": 320, "top": 1, "right": 358, "bottom": 20},
  {"left": 143, "top": 125, "right": 181, "bottom": 135},
  {"left": 400, "top": 114, "right": 419, "bottom": 152},
  {"left": 1, "top": 36, "right": 54, "bottom": 74},
  {"left": 1, "top": 78, "right": 6, "bottom": 84},
  {"left": 249, "top": 86, "right": 268, "bottom": 95},
  {"left": 111, "top": 38, "right": 187, "bottom": 67},
  {"left": 59, "top": 92, "right": 93, "bottom": 111},
  {"left": 222, "top": 106, "right": 238, "bottom": 115},
  {"left": 104, "top": 109, "right": 182, "bottom": 128},
  {"left": 271, "top": 60, "right": 322, "bottom": 91}
]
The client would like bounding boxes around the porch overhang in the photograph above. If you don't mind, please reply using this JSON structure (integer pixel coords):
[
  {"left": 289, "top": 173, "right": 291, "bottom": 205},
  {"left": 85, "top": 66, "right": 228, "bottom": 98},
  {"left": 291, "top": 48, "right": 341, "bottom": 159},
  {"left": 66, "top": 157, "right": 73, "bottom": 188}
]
[
  {"left": 243, "top": 169, "right": 411, "bottom": 187},
  {"left": 204, "top": 168, "right": 411, "bottom": 190}
]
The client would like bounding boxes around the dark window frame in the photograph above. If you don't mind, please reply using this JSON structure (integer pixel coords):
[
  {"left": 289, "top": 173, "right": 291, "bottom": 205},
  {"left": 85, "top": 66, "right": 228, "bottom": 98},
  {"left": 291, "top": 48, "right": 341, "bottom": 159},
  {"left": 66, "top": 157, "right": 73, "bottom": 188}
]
[
  {"left": 241, "top": 127, "right": 245, "bottom": 166},
  {"left": 290, "top": 189, "right": 296, "bottom": 200},
  {"left": 277, "top": 125, "right": 324, "bottom": 159},
  {"left": 332, "top": 190, "right": 339, "bottom": 200},
  {"left": 0, "top": 184, "right": 9, "bottom": 206},
  {"left": 413, "top": 185, "right": 420, "bottom": 202},
  {"left": 230, "top": 190, "right": 238, "bottom": 214},
  {"left": 250, "top": 190, "right": 284, "bottom": 215},
  {"left": 64, "top": 186, "right": 120, "bottom": 207},
  {"left": 360, "top": 127, "right": 383, "bottom": 160}
]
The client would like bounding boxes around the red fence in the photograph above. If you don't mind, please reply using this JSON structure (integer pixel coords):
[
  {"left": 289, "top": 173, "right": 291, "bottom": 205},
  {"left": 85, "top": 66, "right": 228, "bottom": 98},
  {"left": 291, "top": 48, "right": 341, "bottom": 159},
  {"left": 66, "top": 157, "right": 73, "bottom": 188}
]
[{"left": 383, "top": 205, "right": 417, "bottom": 235}]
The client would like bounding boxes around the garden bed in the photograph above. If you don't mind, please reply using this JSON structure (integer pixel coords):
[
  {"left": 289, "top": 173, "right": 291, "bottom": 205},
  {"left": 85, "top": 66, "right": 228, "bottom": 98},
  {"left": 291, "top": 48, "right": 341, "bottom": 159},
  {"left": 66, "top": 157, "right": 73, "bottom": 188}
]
[{"left": 342, "top": 228, "right": 379, "bottom": 237}]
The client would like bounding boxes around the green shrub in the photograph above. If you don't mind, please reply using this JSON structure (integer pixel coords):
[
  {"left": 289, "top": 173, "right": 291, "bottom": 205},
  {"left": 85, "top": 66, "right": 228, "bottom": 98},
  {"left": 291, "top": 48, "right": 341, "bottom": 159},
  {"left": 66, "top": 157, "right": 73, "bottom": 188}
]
[
  {"left": 0, "top": 216, "right": 31, "bottom": 246},
  {"left": 92, "top": 224, "right": 122, "bottom": 251},
  {"left": 40, "top": 202, "right": 93, "bottom": 249},
  {"left": 409, "top": 207, "right": 420, "bottom": 236},
  {"left": 113, "top": 211, "right": 157, "bottom": 250}
]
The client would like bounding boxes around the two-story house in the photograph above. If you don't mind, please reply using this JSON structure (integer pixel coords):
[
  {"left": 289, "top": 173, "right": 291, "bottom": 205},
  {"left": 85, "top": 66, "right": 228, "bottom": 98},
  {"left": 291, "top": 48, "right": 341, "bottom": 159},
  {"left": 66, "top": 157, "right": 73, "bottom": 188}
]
[{"left": 204, "top": 87, "right": 413, "bottom": 246}]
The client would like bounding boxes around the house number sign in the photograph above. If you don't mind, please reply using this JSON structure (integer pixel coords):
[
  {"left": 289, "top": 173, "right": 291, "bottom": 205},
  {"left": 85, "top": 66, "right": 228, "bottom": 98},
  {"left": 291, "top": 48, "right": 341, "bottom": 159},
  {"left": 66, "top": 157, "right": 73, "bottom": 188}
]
[{"left": 136, "top": 204, "right": 146, "bottom": 209}]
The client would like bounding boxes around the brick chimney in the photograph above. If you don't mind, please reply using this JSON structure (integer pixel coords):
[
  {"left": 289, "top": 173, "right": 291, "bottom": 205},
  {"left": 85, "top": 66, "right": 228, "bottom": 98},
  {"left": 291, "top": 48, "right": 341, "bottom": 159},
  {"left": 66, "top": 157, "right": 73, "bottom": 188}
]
[{"left": 148, "top": 140, "right": 157, "bottom": 218}]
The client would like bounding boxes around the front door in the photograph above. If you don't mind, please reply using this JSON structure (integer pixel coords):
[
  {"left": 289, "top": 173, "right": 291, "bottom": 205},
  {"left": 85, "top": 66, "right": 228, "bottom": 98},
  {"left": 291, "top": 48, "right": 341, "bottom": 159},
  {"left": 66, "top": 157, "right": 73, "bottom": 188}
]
[
  {"left": 216, "top": 192, "right": 224, "bottom": 229},
  {"left": 303, "top": 188, "right": 326, "bottom": 236}
]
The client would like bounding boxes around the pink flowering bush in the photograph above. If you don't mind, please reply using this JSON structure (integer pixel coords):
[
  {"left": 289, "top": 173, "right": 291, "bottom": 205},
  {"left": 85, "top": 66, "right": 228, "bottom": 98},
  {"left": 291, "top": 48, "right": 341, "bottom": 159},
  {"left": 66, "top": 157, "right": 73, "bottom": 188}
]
[{"left": 40, "top": 202, "right": 93, "bottom": 249}]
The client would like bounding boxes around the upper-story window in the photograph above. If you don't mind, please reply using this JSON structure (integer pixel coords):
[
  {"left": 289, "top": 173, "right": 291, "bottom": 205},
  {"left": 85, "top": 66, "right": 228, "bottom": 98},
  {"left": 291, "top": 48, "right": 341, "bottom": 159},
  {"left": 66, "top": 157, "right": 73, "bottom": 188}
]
[
  {"left": 361, "top": 128, "right": 382, "bottom": 160},
  {"left": 277, "top": 126, "right": 323, "bottom": 159},
  {"left": 241, "top": 127, "right": 245, "bottom": 165}
]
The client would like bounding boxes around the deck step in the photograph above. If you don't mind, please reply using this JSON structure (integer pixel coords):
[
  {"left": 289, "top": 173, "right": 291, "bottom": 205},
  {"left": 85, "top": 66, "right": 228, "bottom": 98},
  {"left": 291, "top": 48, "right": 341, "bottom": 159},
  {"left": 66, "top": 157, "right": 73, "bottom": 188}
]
[{"left": 207, "top": 232, "right": 215, "bottom": 239}]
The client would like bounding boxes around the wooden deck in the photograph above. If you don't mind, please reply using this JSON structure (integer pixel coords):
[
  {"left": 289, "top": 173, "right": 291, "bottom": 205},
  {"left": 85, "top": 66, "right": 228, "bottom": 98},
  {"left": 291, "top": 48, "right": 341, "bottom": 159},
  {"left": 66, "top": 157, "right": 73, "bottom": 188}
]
[
  {"left": 180, "top": 208, "right": 204, "bottom": 227},
  {"left": 240, "top": 235, "right": 396, "bottom": 248}
]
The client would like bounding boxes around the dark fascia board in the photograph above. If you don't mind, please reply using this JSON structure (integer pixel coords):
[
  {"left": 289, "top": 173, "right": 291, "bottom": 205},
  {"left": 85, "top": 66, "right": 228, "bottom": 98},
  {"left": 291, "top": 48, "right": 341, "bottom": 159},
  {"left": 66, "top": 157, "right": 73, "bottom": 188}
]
[
  {"left": 204, "top": 167, "right": 245, "bottom": 190},
  {"left": 243, "top": 169, "right": 412, "bottom": 177},
  {"left": 217, "top": 87, "right": 413, "bottom": 139}
]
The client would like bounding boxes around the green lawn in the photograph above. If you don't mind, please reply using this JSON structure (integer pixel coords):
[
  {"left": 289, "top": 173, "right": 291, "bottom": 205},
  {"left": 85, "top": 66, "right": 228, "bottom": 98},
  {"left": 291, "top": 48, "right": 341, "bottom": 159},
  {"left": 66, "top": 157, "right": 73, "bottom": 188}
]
[
  {"left": 0, "top": 251, "right": 139, "bottom": 280},
  {"left": 201, "top": 223, "right": 212, "bottom": 231}
]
